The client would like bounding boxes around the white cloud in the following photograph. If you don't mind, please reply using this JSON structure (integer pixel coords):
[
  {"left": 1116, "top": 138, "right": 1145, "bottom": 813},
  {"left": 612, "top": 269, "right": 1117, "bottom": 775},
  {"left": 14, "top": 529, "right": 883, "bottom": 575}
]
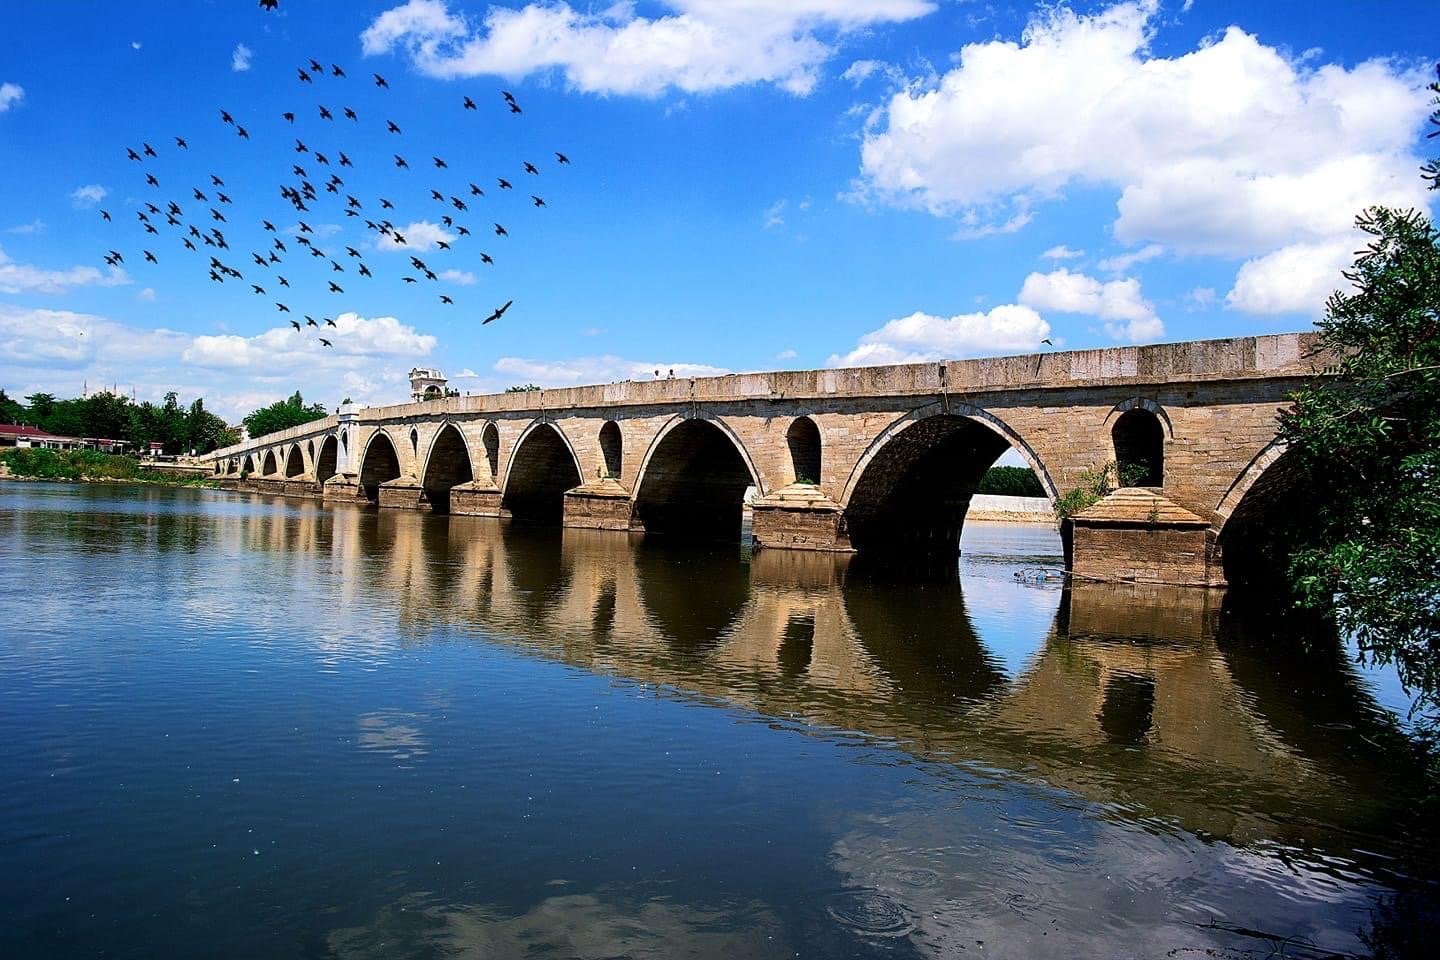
[
  {"left": 5, "top": 220, "right": 44, "bottom": 235},
  {"left": 130, "top": 41, "right": 141, "bottom": 51},
  {"left": 1185, "top": 286, "right": 1217, "bottom": 309},
  {"left": 493, "top": 354, "right": 729, "bottom": 386},
  {"left": 1225, "top": 239, "right": 1353, "bottom": 316},
  {"left": 136, "top": 287, "right": 156, "bottom": 302},
  {"left": 0, "top": 244, "right": 130, "bottom": 295},
  {"left": 374, "top": 220, "right": 455, "bottom": 253},
  {"left": 1019, "top": 268, "right": 1164, "bottom": 343},
  {"left": 827, "top": 304, "right": 1050, "bottom": 367},
  {"left": 1041, "top": 244, "right": 1084, "bottom": 260},
  {"left": 0, "top": 82, "right": 22, "bottom": 113},
  {"left": 763, "top": 199, "right": 786, "bottom": 229},
  {"left": 70, "top": 184, "right": 108, "bottom": 208},
  {"left": 232, "top": 43, "right": 253, "bottom": 72},
  {"left": 1096, "top": 243, "right": 1164, "bottom": 273},
  {"left": 856, "top": 0, "right": 1432, "bottom": 308},
  {"left": 361, "top": 0, "right": 937, "bottom": 97},
  {"left": 438, "top": 268, "right": 476, "bottom": 285},
  {"left": 775, "top": 348, "right": 798, "bottom": 360},
  {"left": 183, "top": 312, "right": 435, "bottom": 369}
]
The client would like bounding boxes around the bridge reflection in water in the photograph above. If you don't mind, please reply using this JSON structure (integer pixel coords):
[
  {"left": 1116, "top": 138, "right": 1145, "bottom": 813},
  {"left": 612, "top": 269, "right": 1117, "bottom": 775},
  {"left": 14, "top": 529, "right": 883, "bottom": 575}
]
[{"left": 228, "top": 495, "right": 1407, "bottom": 860}]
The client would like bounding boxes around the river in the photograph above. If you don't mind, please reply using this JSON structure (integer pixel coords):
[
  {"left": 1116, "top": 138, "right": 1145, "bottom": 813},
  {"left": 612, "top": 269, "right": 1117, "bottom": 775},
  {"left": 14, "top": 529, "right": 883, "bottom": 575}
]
[{"left": 0, "top": 482, "right": 1430, "bottom": 958}]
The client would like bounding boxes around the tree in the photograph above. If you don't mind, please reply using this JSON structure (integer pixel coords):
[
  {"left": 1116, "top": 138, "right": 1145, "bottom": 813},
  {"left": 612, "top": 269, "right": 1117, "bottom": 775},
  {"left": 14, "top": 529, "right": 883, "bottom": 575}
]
[
  {"left": 243, "top": 391, "right": 328, "bottom": 439},
  {"left": 505, "top": 383, "right": 540, "bottom": 393},
  {"left": 1277, "top": 69, "right": 1440, "bottom": 729},
  {"left": 1279, "top": 207, "right": 1440, "bottom": 726},
  {"left": 0, "top": 389, "right": 26, "bottom": 425}
]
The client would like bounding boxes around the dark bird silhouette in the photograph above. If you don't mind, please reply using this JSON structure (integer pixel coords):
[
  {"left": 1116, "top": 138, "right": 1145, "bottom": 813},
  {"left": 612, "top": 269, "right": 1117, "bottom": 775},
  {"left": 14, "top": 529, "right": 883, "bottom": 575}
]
[
  {"left": 211, "top": 208, "right": 226, "bottom": 222},
  {"left": 145, "top": 173, "right": 159, "bottom": 187},
  {"left": 211, "top": 175, "right": 224, "bottom": 186},
  {"left": 440, "top": 295, "right": 454, "bottom": 304},
  {"left": 143, "top": 142, "right": 157, "bottom": 158},
  {"left": 434, "top": 156, "right": 447, "bottom": 168},
  {"left": 1041, "top": 338, "right": 1054, "bottom": 345},
  {"left": 252, "top": 284, "right": 265, "bottom": 295},
  {"left": 217, "top": 192, "right": 231, "bottom": 204},
  {"left": 469, "top": 182, "right": 484, "bottom": 196},
  {"left": 374, "top": 73, "right": 388, "bottom": 88},
  {"left": 144, "top": 223, "right": 159, "bottom": 235},
  {"left": 319, "top": 105, "right": 333, "bottom": 120},
  {"left": 143, "top": 250, "right": 157, "bottom": 263},
  {"left": 480, "top": 252, "right": 493, "bottom": 265},
  {"left": 274, "top": 239, "right": 286, "bottom": 252},
  {"left": 101, "top": 210, "right": 112, "bottom": 222},
  {"left": 509, "top": 101, "right": 522, "bottom": 114},
  {"left": 556, "top": 152, "right": 570, "bottom": 164},
  {"left": 339, "top": 151, "right": 352, "bottom": 166},
  {"left": 292, "top": 164, "right": 307, "bottom": 176},
  {"left": 328, "top": 281, "right": 343, "bottom": 293},
  {"left": 315, "top": 153, "right": 329, "bottom": 165},
  {"left": 343, "top": 107, "right": 357, "bottom": 121},
  {"left": 108, "top": 250, "right": 124, "bottom": 263},
  {"left": 392, "top": 232, "right": 406, "bottom": 245},
  {"left": 436, "top": 240, "right": 451, "bottom": 251},
  {"left": 463, "top": 95, "right": 477, "bottom": 110},
  {"left": 394, "top": 155, "right": 408, "bottom": 169},
  {"left": 451, "top": 197, "right": 468, "bottom": 211},
  {"left": 442, "top": 215, "right": 454, "bottom": 227},
  {"left": 456, "top": 225, "right": 471, "bottom": 237},
  {"left": 220, "top": 110, "right": 233, "bottom": 124},
  {"left": 494, "top": 223, "right": 508, "bottom": 237},
  {"left": 403, "top": 276, "right": 417, "bottom": 283},
  {"left": 483, "top": 299, "right": 513, "bottom": 324},
  {"left": 298, "top": 68, "right": 312, "bottom": 83},
  {"left": 309, "top": 58, "right": 324, "bottom": 73},
  {"left": 332, "top": 64, "right": 345, "bottom": 78},
  {"left": 358, "top": 263, "right": 372, "bottom": 277},
  {"left": 387, "top": 120, "right": 401, "bottom": 134},
  {"left": 380, "top": 198, "right": 394, "bottom": 209},
  {"left": 325, "top": 317, "right": 336, "bottom": 327},
  {"left": 283, "top": 111, "right": 295, "bottom": 123},
  {"left": 183, "top": 238, "right": 196, "bottom": 251},
  {"left": 277, "top": 303, "right": 291, "bottom": 313},
  {"left": 347, "top": 195, "right": 361, "bottom": 209},
  {"left": 210, "top": 270, "right": 222, "bottom": 282},
  {"left": 289, "top": 319, "right": 301, "bottom": 331},
  {"left": 260, "top": 0, "right": 278, "bottom": 10},
  {"left": 431, "top": 189, "right": 444, "bottom": 201},
  {"left": 410, "top": 255, "right": 427, "bottom": 269},
  {"left": 305, "top": 315, "right": 317, "bottom": 327},
  {"left": 263, "top": 220, "right": 276, "bottom": 232},
  {"left": 330, "top": 260, "right": 344, "bottom": 272},
  {"left": 524, "top": 161, "right": 538, "bottom": 175},
  {"left": 319, "top": 338, "right": 332, "bottom": 347},
  {"left": 252, "top": 253, "right": 267, "bottom": 267},
  {"left": 346, "top": 246, "right": 361, "bottom": 258},
  {"left": 127, "top": 147, "right": 141, "bottom": 161},
  {"left": 299, "top": 221, "right": 313, "bottom": 234},
  {"left": 278, "top": 276, "right": 290, "bottom": 287},
  {"left": 175, "top": 136, "right": 188, "bottom": 149},
  {"left": 295, "top": 139, "right": 309, "bottom": 153},
  {"left": 237, "top": 126, "right": 249, "bottom": 139},
  {"left": 502, "top": 90, "right": 516, "bottom": 103},
  {"left": 497, "top": 178, "right": 512, "bottom": 190},
  {"left": 531, "top": 195, "right": 545, "bottom": 207}
]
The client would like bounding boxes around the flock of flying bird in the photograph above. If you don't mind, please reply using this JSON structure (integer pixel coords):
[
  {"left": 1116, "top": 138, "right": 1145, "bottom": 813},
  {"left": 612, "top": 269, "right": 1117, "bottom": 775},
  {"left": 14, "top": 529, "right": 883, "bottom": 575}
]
[{"left": 99, "top": 44, "right": 565, "bottom": 348}]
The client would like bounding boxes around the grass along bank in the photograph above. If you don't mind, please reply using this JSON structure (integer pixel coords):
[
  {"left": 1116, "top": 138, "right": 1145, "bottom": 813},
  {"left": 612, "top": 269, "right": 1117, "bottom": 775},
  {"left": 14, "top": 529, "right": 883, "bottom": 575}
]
[{"left": 0, "top": 448, "right": 218, "bottom": 488}]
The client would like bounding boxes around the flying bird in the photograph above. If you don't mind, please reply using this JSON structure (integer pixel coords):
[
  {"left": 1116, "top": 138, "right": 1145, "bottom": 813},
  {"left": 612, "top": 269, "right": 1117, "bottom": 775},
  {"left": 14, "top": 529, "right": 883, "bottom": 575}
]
[
  {"left": 440, "top": 295, "right": 453, "bottom": 304},
  {"left": 339, "top": 151, "right": 352, "bottom": 167},
  {"left": 283, "top": 111, "right": 295, "bottom": 123},
  {"left": 380, "top": 198, "right": 394, "bottom": 209},
  {"left": 343, "top": 107, "right": 357, "bottom": 121},
  {"left": 143, "top": 142, "right": 157, "bottom": 157},
  {"left": 101, "top": 210, "right": 112, "bottom": 222},
  {"left": 175, "top": 136, "right": 188, "bottom": 149},
  {"left": 358, "top": 263, "right": 372, "bottom": 277},
  {"left": 237, "top": 126, "right": 249, "bottom": 139},
  {"left": 289, "top": 319, "right": 301, "bottom": 331},
  {"left": 295, "top": 139, "right": 309, "bottom": 153},
  {"left": 309, "top": 58, "right": 324, "bottom": 73},
  {"left": 373, "top": 73, "right": 388, "bottom": 88},
  {"left": 1041, "top": 338, "right": 1054, "bottom": 346},
  {"left": 463, "top": 96, "right": 476, "bottom": 110},
  {"left": 497, "top": 178, "right": 512, "bottom": 190},
  {"left": 482, "top": 299, "right": 513, "bottom": 324},
  {"left": 324, "top": 318, "right": 336, "bottom": 327},
  {"left": 433, "top": 156, "right": 447, "bottom": 168},
  {"left": 394, "top": 155, "right": 408, "bottom": 169},
  {"left": 298, "top": 68, "right": 312, "bottom": 83},
  {"left": 220, "top": 110, "right": 233, "bottom": 124},
  {"left": 277, "top": 303, "right": 291, "bottom": 313},
  {"left": 494, "top": 223, "right": 508, "bottom": 237},
  {"left": 278, "top": 276, "right": 290, "bottom": 287},
  {"left": 531, "top": 195, "right": 545, "bottom": 207},
  {"left": 252, "top": 284, "right": 265, "bottom": 294},
  {"left": 556, "top": 152, "right": 570, "bottom": 164},
  {"left": 456, "top": 225, "right": 471, "bottom": 237},
  {"left": 211, "top": 175, "right": 224, "bottom": 186},
  {"left": 524, "top": 161, "right": 538, "bottom": 175},
  {"left": 319, "top": 338, "right": 332, "bottom": 347},
  {"left": 143, "top": 250, "right": 157, "bottom": 263},
  {"left": 127, "top": 147, "right": 142, "bottom": 161},
  {"left": 480, "top": 252, "right": 493, "bottom": 265},
  {"left": 469, "top": 183, "right": 484, "bottom": 196},
  {"left": 387, "top": 120, "right": 401, "bottom": 134},
  {"left": 146, "top": 173, "right": 159, "bottom": 187},
  {"left": 331, "top": 64, "right": 345, "bottom": 78},
  {"left": 319, "top": 105, "right": 333, "bottom": 120},
  {"left": 328, "top": 281, "right": 343, "bottom": 293}
]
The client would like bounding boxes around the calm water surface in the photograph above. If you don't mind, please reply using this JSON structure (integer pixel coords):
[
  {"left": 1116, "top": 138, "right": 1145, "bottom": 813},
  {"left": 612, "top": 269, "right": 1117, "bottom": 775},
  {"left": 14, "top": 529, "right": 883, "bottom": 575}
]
[{"left": 0, "top": 483, "right": 1429, "bottom": 958}]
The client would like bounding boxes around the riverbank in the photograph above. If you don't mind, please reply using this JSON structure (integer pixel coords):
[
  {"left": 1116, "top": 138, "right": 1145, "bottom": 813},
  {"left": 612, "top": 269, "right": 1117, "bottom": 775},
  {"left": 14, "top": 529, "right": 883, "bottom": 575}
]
[
  {"left": 0, "top": 448, "right": 218, "bottom": 488},
  {"left": 967, "top": 493, "right": 1055, "bottom": 523}
]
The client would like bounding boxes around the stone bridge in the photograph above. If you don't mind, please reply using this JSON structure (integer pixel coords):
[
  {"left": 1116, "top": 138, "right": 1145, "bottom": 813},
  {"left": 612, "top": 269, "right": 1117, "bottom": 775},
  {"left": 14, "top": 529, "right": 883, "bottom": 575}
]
[{"left": 201, "top": 332, "right": 1321, "bottom": 586}]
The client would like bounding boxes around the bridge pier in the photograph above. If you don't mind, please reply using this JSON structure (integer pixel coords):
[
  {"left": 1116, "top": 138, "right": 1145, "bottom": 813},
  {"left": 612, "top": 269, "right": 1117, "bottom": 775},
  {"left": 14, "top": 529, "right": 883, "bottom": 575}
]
[
  {"left": 750, "top": 485, "right": 851, "bottom": 552},
  {"left": 378, "top": 475, "right": 426, "bottom": 510},
  {"left": 563, "top": 479, "right": 634, "bottom": 531},
  {"left": 450, "top": 480, "right": 503, "bottom": 517},
  {"left": 1069, "top": 489, "right": 1223, "bottom": 587},
  {"left": 322, "top": 473, "right": 365, "bottom": 503}
]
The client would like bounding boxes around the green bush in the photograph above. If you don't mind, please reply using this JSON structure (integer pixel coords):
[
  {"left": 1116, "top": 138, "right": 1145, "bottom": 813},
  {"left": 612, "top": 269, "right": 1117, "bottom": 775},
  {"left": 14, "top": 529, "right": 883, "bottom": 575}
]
[
  {"left": 0, "top": 448, "right": 216, "bottom": 487},
  {"left": 1053, "top": 462, "right": 1116, "bottom": 519}
]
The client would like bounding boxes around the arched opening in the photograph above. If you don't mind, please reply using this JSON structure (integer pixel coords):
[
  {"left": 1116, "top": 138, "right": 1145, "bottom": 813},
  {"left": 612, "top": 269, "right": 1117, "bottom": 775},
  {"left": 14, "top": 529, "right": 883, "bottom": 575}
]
[
  {"left": 409, "top": 428, "right": 419, "bottom": 458},
  {"left": 599, "top": 421, "right": 622, "bottom": 479},
  {"left": 341, "top": 430, "right": 349, "bottom": 455},
  {"left": 787, "top": 417, "right": 821, "bottom": 485},
  {"left": 1215, "top": 450, "right": 1309, "bottom": 591},
  {"left": 242, "top": 454, "right": 255, "bottom": 475},
  {"left": 482, "top": 423, "right": 500, "bottom": 481},
  {"left": 844, "top": 414, "right": 1018, "bottom": 559},
  {"left": 423, "top": 384, "right": 442, "bottom": 400},
  {"left": 633, "top": 419, "right": 756, "bottom": 542},
  {"left": 423, "top": 424, "right": 474, "bottom": 514},
  {"left": 503, "top": 423, "right": 581, "bottom": 525},
  {"left": 213, "top": 462, "right": 222, "bottom": 475},
  {"left": 359, "top": 432, "right": 402, "bottom": 505},
  {"left": 1112, "top": 409, "right": 1164, "bottom": 487},
  {"left": 315, "top": 435, "right": 338, "bottom": 483},
  {"left": 284, "top": 445, "right": 305, "bottom": 478},
  {"left": 261, "top": 450, "right": 278, "bottom": 475}
]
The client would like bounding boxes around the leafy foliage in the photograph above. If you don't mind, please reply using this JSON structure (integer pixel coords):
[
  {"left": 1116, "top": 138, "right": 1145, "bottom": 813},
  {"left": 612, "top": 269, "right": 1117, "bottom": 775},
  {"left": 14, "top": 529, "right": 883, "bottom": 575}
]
[
  {"left": 0, "top": 448, "right": 216, "bottom": 486},
  {"left": 1278, "top": 206, "right": 1440, "bottom": 725},
  {"left": 1053, "top": 462, "right": 1116, "bottom": 519},
  {"left": 976, "top": 465, "right": 1046, "bottom": 498},
  {"left": 2, "top": 388, "right": 237, "bottom": 454},
  {"left": 505, "top": 383, "right": 540, "bottom": 393},
  {"left": 243, "top": 391, "right": 328, "bottom": 439}
]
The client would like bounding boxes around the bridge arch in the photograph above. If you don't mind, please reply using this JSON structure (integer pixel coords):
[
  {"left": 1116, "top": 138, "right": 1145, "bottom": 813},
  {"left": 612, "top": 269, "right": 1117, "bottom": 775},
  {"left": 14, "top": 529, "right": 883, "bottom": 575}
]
[
  {"left": 260, "top": 449, "right": 278, "bottom": 476},
  {"left": 315, "top": 434, "right": 339, "bottom": 483},
  {"left": 501, "top": 419, "right": 582, "bottom": 525},
  {"left": 599, "top": 420, "right": 622, "bottom": 479},
  {"left": 786, "top": 416, "right": 822, "bottom": 485},
  {"left": 840, "top": 401, "right": 1056, "bottom": 557},
  {"left": 481, "top": 422, "right": 500, "bottom": 481},
  {"left": 631, "top": 414, "right": 761, "bottom": 541},
  {"left": 358, "top": 429, "right": 402, "bottom": 504},
  {"left": 283, "top": 444, "right": 305, "bottom": 478},
  {"left": 421, "top": 422, "right": 474, "bottom": 514},
  {"left": 242, "top": 454, "right": 255, "bottom": 475},
  {"left": 1107, "top": 399, "right": 1169, "bottom": 488},
  {"left": 1210, "top": 439, "right": 1310, "bottom": 588}
]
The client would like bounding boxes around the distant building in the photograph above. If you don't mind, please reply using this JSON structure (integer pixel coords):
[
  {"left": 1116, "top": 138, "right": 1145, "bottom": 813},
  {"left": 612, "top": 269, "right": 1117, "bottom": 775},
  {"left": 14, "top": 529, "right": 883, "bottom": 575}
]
[
  {"left": 0, "top": 424, "right": 131, "bottom": 453},
  {"left": 409, "top": 367, "right": 449, "bottom": 402}
]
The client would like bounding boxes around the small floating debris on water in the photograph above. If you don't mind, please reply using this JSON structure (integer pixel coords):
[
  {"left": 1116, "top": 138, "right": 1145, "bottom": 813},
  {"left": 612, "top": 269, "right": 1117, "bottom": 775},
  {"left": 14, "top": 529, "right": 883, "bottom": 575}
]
[{"left": 1014, "top": 567, "right": 1065, "bottom": 583}]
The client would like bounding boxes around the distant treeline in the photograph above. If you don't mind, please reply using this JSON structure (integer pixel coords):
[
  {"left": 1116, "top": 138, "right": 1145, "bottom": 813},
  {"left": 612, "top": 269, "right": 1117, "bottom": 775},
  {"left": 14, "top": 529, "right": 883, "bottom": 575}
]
[
  {"left": 976, "top": 465, "right": 1046, "bottom": 498},
  {"left": 1, "top": 388, "right": 236, "bottom": 455}
]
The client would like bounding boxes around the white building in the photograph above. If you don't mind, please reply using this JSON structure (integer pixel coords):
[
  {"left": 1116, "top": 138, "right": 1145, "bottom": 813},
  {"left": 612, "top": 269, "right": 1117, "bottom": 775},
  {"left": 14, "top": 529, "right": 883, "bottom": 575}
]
[{"left": 409, "top": 367, "right": 449, "bottom": 402}]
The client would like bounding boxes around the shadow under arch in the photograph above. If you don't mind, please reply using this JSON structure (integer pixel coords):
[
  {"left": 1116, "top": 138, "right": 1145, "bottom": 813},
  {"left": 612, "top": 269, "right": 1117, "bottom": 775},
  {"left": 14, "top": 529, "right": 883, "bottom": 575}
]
[
  {"left": 1212, "top": 442, "right": 1309, "bottom": 590},
  {"left": 284, "top": 444, "right": 305, "bottom": 478},
  {"left": 261, "top": 449, "right": 278, "bottom": 475},
  {"left": 633, "top": 539, "right": 752, "bottom": 653},
  {"left": 502, "top": 419, "right": 582, "bottom": 525},
  {"left": 841, "top": 406, "right": 1054, "bottom": 558},
  {"left": 421, "top": 422, "right": 474, "bottom": 514},
  {"left": 358, "top": 430, "right": 402, "bottom": 505},
  {"left": 315, "top": 434, "right": 339, "bottom": 483},
  {"left": 631, "top": 415, "right": 762, "bottom": 542},
  {"left": 242, "top": 454, "right": 255, "bottom": 475}
]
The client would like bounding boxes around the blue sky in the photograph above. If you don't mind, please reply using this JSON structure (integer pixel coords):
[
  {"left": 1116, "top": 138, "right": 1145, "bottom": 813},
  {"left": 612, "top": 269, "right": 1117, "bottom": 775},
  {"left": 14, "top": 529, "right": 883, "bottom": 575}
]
[{"left": 0, "top": 0, "right": 1434, "bottom": 420}]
